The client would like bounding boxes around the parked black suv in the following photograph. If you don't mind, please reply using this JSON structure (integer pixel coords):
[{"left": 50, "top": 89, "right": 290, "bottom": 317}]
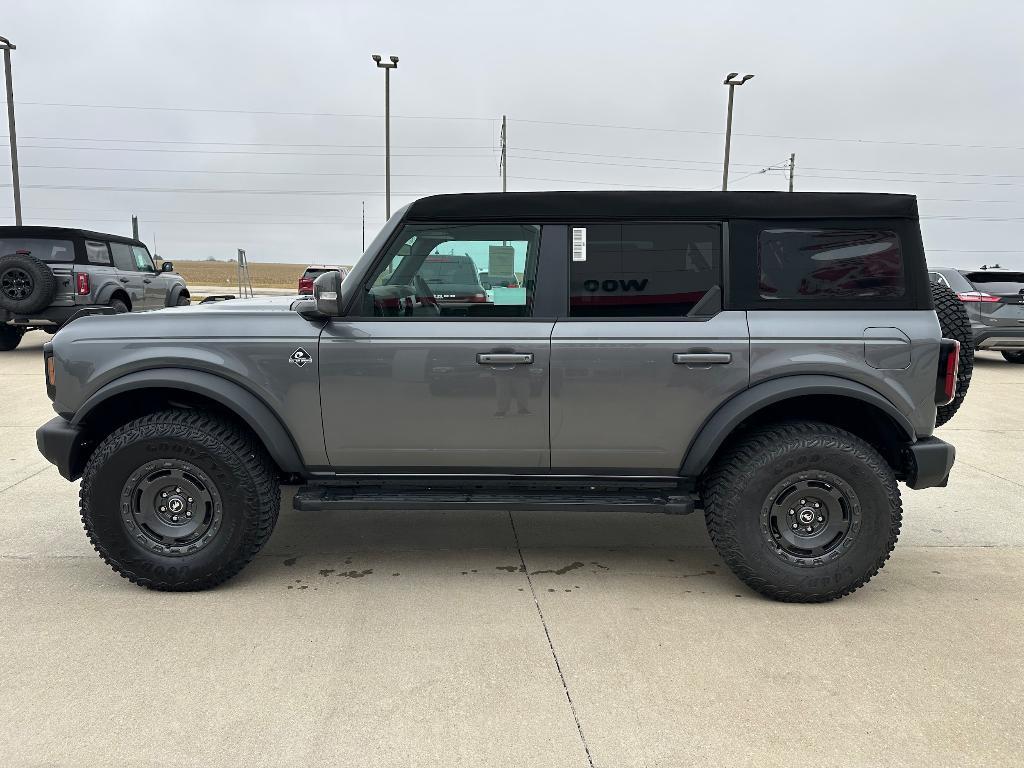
[{"left": 0, "top": 226, "right": 190, "bottom": 350}]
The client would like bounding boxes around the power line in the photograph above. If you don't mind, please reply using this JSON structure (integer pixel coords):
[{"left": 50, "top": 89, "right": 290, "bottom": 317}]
[
  {"left": 6, "top": 143, "right": 496, "bottom": 159},
  {"left": 17, "top": 101, "right": 494, "bottom": 121},
  {"left": 0, "top": 162, "right": 497, "bottom": 179},
  {"left": 2, "top": 134, "right": 493, "bottom": 150}
]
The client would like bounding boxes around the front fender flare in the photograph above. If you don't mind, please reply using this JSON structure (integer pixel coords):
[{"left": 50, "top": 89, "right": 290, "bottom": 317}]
[
  {"left": 679, "top": 375, "right": 917, "bottom": 478},
  {"left": 71, "top": 368, "right": 305, "bottom": 474}
]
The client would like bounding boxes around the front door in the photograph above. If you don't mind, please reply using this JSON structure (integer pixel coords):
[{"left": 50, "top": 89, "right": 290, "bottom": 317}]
[
  {"left": 320, "top": 221, "right": 553, "bottom": 471},
  {"left": 550, "top": 222, "right": 750, "bottom": 474},
  {"left": 130, "top": 244, "right": 168, "bottom": 309},
  {"left": 104, "top": 241, "right": 147, "bottom": 310}
]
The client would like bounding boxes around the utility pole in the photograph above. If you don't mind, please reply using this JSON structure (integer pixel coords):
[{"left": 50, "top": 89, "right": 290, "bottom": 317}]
[
  {"left": 372, "top": 54, "right": 399, "bottom": 219},
  {"left": 721, "top": 72, "right": 754, "bottom": 191},
  {"left": 1, "top": 36, "right": 21, "bottom": 225},
  {"left": 788, "top": 153, "right": 795, "bottom": 192},
  {"left": 500, "top": 115, "right": 507, "bottom": 192},
  {"left": 361, "top": 200, "right": 365, "bottom": 252},
  {"left": 131, "top": 214, "right": 139, "bottom": 239}
]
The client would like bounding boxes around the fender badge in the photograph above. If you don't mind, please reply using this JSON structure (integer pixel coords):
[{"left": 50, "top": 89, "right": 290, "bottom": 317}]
[{"left": 289, "top": 348, "right": 313, "bottom": 367}]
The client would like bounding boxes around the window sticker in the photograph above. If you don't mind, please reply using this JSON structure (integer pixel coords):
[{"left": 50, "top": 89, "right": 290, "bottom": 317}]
[{"left": 572, "top": 227, "right": 587, "bottom": 262}]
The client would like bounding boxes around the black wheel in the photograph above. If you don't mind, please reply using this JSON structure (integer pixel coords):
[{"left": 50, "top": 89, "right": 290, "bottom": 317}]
[
  {"left": 1002, "top": 351, "right": 1024, "bottom": 364},
  {"left": 701, "top": 421, "right": 902, "bottom": 603},
  {"left": 0, "top": 253, "right": 57, "bottom": 313},
  {"left": 930, "top": 282, "right": 973, "bottom": 426},
  {"left": 109, "top": 298, "right": 129, "bottom": 314},
  {"left": 0, "top": 324, "right": 25, "bottom": 351},
  {"left": 176, "top": 294, "right": 191, "bottom": 306},
  {"left": 80, "top": 409, "right": 280, "bottom": 590}
]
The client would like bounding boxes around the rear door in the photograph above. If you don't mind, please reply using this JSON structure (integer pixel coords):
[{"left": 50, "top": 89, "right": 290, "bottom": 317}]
[
  {"left": 106, "top": 241, "right": 147, "bottom": 309},
  {"left": 550, "top": 222, "right": 750, "bottom": 474},
  {"left": 963, "top": 271, "right": 1024, "bottom": 329}
]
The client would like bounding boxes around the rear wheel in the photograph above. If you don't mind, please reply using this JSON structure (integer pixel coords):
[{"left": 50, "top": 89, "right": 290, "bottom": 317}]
[
  {"left": 701, "top": 421, "right": 902, "bottom": 603},
  {"left": 930, "top": 282, "right": 973, "bottom": 426},
  {"left": 1002, "top": 351, "right": 1024, "bottom": 364},
  {"left": 80, "top": 409, "right": 281, "bottom": 590},
  {"left": 0, "top": 324, "right": 25, "bottom": 351},
  {"left": 109, "top": 298, "right": 129, "bottom": 314}
]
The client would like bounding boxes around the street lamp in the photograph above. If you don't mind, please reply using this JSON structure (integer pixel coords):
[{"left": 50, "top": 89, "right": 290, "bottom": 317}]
[
  {"left": 372, "top": 54, "right": 399, "bottom": 219},
  {"left": 721, "top": 72, "right": 754, "bottom": 192},
  {"left": 0, "top": 35, "right": 20, "bottom": 225}
]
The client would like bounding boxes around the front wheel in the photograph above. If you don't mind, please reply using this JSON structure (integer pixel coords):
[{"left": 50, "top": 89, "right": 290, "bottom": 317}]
[
  {"left": 1002, "top": 351, "right": 1024, "bottom": 364},
  {"left": 701, "top": 421, "right": 902, "bottom": 603},
  {"left": 80, "top": 409, "right": 280, "bottom": 590}
]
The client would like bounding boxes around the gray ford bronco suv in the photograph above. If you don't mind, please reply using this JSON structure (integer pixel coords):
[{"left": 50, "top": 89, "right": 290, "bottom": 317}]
[
  {"left": 1, "top": 225, "right": 190, "bottom": 350},
  {"left": 35, "top": 192, "right": 961, "bottom": 602}
]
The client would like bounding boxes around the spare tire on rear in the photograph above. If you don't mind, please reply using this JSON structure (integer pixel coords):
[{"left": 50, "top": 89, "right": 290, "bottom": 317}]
[
  {"left": 0, "top": 252, "right": 58, "bottom": 314},
  {"left": 931, "top": 281, "right": 973, "bottom": 427}
]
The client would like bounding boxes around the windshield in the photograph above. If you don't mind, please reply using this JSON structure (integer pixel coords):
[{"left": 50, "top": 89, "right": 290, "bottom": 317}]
[
  {"left": 0, "top": 237, "right": 75, "bottom": 263},
  {"left": 964, "top": 272, "right": 1024, "bottom": 293}
]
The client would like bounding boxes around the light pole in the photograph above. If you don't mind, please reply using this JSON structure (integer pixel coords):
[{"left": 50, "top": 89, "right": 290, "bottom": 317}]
[
  {"left": 0, "top": 36, "right": 21, "bottom": 225},
  {"left": 721, "top": 72, "right": 754, "bottom": 192},
  {"left": 372, "top": 54, "right": 399, "bottom": 219}
]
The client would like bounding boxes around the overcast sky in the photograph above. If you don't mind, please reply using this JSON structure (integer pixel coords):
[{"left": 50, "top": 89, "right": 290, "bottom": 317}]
[{"left": 3, "top": 0, "right": 1023, "bottom": 268}]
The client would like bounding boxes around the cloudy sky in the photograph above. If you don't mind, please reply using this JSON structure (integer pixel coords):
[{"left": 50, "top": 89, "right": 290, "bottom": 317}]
[{"left": 3, "top": 0, "right": 1023, "bottom": 268}]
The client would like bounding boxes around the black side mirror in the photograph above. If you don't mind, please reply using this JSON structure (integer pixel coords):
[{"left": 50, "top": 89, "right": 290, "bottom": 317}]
[{"left": 161, "top": 261, "right": 174, "bottom": 272}]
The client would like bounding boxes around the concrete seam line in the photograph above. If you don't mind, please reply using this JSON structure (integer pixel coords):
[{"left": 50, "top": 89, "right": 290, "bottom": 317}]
[
  {"left": 954, "top": 459, "right": 1024, "bottom": 489},
  {"left": 0, "top": 464, "right": 53, "bottom": 495},
  {"left": 509, "top": 511, "right": 596, "bottom": 768}
]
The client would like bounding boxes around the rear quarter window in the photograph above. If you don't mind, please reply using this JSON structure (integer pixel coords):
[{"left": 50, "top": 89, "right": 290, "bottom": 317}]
[
  {"left": 0, "top": 237, "right": 76, "bottom": 263},
  {"left": 759, "top": 229, "right": 904, "bottom": 300}
]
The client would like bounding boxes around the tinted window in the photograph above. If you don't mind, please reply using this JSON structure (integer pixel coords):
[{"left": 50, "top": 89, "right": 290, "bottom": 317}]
[
  {"left": 963, "top": 272, "right": 1024, "bottom": 294},
  {"left": 86, "top": 241, "right": 114, "bottom": 267},
  {"left": 107, "top": 242, "right": 135, "bottom": 271},
  {"left": 360, "top": 223, "right": 540, "bottom": 318},
  {"left": 0, "top": 237, "right": 75, "bottom": 263},
  {"left": 759, "top": 229, "right": 903, "bottom": 300},
  {"left": 569, "top": 223, "right": 720, "bottom": 317}
]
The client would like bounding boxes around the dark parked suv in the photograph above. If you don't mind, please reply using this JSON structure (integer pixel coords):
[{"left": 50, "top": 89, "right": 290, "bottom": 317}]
[
  {"left": 36, "top": 192, "right": 960, "bottom": 602},
  {"left": 929, "top": 267, "right": 1024, "bottom": 362},
  {"left": 1, "top": 226, "right": 190, "bottom": 350}
]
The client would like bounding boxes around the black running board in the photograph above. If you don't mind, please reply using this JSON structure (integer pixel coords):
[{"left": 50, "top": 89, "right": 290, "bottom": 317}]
[{"left": 293, "top": 485, "right": 696, "bottom": 515}]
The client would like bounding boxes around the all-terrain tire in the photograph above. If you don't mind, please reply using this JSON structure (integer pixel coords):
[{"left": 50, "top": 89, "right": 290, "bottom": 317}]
[
  {"left": 1002, "top": 351, "right": 1024, "bottom": 364},
  {"left": 701, "top": 421, "right": 902, "bottom": 603},
  {"left": 109, "top": 297, "right": 129, "bottom": 314},
  {"left": 176, "top": 294, "right": 191, "bottom": 306},
  {"left": 930, "top": 282, "right": 973, "bottom": 426},
  {"left": 80, "top": 409, "right": 280, "bottom": 590},
  {"left": 0, "top": 324, "right": 25, "bottom": 351},
  {"left": 0, "top": 252, "right": 57, "bottom": 313}
]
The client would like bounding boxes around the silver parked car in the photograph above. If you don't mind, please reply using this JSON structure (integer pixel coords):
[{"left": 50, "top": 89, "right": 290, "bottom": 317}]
[
  {"left": 35, "top": 191, "right": 961, "bottom": 602},
  {"left": 929, "top": 267, "right": 1024, "bottom": 363}
]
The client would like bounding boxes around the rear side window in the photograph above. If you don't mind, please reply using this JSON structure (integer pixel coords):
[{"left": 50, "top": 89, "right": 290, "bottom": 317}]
[
  {"left": 0, "top": 237, "right": 75, "bottom": 263},
  {"left": 108, "top": 242, "right": 135, "bottom": 271},
  {"left": 569, "top": 223, "right": 721, "bottom": 317},
  {"left": 759, "top": 229, "right": 904, "bottom": 300},
  {"left": 85, "top": 241, "right": 112, "bottom": 266}
]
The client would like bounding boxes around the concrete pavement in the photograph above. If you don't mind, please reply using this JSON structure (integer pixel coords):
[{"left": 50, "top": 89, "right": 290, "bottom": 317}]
[{"left": 2, "top": 330, "right": 1022, "bottom": 766}]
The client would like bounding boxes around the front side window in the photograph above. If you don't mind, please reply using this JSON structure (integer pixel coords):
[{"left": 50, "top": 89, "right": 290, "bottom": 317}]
[
  {"left": 358, "top": 223, "right": 540, "bottom": 318},
  {"left": 759, "top": 229, "right": 904, "bottom": 300},
  {"left": 0, "top": 237, "right": 75, "bottom": 263},
  {"left": 131, "top": 245, "right": 156, "bottom": 272},
  {"left": 569, "top": 223, "right": 721, "bottom": 317}
]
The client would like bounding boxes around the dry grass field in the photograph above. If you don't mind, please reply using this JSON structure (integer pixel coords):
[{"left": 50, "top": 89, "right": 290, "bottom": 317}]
[{"left": 164, "top": 260, "right": 323, "bottom": 289}]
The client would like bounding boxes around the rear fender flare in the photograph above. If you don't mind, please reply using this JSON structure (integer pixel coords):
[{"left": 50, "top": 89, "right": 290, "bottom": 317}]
[
  {"left": 679, "top": 375, "right": 916, "bottom": 477},
  {"left": 71, "top": 368, "right": 305, "bottom": 473}
]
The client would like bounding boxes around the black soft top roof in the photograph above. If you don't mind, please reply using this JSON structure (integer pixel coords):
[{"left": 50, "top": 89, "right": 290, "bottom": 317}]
[
  {"left": 405, "top": 191, "right": 918, "bottom": 222},
  {"left": 0, "top": 225, "right": 146, "bottom": 247}
]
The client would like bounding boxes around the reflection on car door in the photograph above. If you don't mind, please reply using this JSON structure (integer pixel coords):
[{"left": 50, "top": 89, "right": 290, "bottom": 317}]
[{"left": 102, "top": 241, "right": 146, "bottom": 310}]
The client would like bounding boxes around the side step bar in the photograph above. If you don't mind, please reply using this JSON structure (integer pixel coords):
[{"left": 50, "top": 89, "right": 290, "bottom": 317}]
[{"left": 293, "top": 486, "right": 696, "bottom": 515}]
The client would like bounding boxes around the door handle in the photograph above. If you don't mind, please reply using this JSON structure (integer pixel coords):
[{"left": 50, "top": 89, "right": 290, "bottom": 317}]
[
  {"left": 476, "top": 353, "right": 534, "bottom": 365},
  {"left": 673, "top": 352, "right": 732, "bottom": 365},
  {"left": 119, "top": 278, "right": 130, "bottom": 283},
  {"left": 143, "top": 278, "right": 152, "bottom": 284}
]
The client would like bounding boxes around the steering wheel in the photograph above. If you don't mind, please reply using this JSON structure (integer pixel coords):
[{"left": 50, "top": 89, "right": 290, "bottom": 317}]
[{"left": 413, "top": 274, "right": 440, "bottom": 316}]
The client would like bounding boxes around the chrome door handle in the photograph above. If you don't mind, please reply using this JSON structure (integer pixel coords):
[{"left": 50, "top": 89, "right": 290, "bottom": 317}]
[
  {"left": 673, "top": 352, "right": 732, "bottom": 365},
  {"left": 477, "top": 353, "right": 534, "bottom": 365}
]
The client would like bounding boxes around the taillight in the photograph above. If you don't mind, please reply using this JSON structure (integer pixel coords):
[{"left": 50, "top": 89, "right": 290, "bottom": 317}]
[
  {"left": 936, "top": 339, "right": 960, "bottom": 407},
  {"left": 75, "top": 272, "right": 90, "bottom": 295},
  {"left": 298, "top": 277, "right": 314, "bottom": 295},
  {"left": 956, "top": 291, "right": 1000, "bottom": 303}
]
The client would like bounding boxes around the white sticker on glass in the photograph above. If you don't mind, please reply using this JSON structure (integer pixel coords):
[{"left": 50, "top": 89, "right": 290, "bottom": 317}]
[{"left": 571, "top": 227, "right": 587, "bottom": 262}]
